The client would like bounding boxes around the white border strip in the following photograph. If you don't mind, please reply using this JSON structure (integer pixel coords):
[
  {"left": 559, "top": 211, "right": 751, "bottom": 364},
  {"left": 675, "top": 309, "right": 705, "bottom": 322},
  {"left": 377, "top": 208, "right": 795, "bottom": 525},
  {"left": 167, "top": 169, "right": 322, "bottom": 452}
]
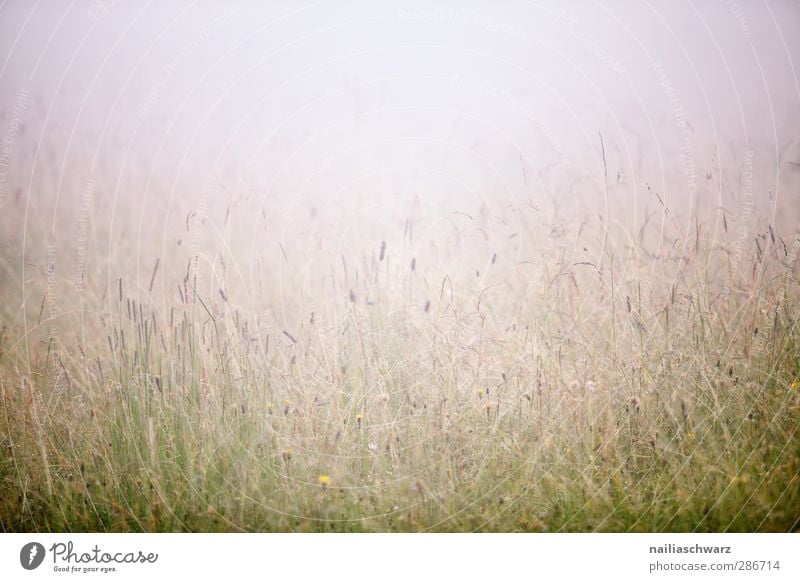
[{"left": 2, "top": 533, "right": 798, "bottom": 581}]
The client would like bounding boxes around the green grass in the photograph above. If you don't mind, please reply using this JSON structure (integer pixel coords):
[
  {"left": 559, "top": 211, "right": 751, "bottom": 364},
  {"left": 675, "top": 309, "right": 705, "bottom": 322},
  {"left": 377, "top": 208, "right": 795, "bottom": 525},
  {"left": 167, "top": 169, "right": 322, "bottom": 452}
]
[{"left": 1, "top": 194, "right": 799, "bottom": 532}]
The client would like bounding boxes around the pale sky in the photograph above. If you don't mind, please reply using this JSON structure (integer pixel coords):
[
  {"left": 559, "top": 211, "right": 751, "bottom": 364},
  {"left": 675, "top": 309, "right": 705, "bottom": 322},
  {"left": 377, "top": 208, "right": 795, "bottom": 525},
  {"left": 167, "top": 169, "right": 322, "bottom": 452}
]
[{"left": 1, "top": 1, "right": 799, "bottom": 229}]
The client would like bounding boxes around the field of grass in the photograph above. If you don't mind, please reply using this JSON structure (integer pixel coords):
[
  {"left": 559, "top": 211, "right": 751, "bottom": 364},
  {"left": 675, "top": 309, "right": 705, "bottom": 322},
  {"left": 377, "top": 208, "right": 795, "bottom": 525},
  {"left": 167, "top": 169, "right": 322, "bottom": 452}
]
[{"left": 1, "top": 165, "right": 799, "bottom": 532}]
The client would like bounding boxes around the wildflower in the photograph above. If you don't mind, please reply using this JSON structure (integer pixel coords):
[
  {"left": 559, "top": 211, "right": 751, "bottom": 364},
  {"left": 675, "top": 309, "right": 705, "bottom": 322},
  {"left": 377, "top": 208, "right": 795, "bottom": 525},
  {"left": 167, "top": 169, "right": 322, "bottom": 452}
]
[
  {"left": 368, "top": 442, "right": 378, "bottom": 452},
  {"left": 477, "top": 389, "right": 484, "bottom": 399},
  {"left": 318, "top": 474, "right": 331, "bottom": 487},
  {"left": 585, "top": 380, "right": 597, "bottom": 392},
  {"left": 790, "top": 381, "right": 799, "bottom": 391},
  {"left": 356, "top": 413, "right": 363, "bottom": 426},
  {"left": 282, "top": 448, "right": 292, "bottom": 462}
]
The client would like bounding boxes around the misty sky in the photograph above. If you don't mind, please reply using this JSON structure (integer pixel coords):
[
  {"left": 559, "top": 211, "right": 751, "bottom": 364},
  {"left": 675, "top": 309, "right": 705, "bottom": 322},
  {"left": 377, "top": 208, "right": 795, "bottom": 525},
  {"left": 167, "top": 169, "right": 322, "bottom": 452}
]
[{"left": 1, "top": 1, "right": 799, "bottom": 231}]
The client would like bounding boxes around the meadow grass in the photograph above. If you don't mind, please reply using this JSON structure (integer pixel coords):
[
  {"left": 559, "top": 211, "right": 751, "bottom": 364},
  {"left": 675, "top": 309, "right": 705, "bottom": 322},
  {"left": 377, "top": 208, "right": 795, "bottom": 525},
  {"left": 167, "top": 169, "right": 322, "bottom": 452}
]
[{"left": 1, "top": 189, "right": 799, "bottom": 532}]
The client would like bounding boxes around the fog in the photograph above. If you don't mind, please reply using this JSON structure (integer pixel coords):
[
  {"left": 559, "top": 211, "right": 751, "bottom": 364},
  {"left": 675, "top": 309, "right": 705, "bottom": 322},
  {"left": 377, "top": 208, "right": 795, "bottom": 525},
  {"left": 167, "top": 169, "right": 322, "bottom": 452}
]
[
  {"left": 1, "top": 0, "right": 799, "bottom": 274},
  {"left": 4, "top": 1, "right": 800, "bottom": 538}
]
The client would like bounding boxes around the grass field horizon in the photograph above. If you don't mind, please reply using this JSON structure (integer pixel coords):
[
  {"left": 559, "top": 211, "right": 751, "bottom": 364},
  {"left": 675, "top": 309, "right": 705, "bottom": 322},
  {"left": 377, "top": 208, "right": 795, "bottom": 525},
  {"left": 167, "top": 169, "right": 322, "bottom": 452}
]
[
  {"left": 1, "top": 1, "right": 799, "bottom": 533},
  {"left": 2, "top": 163, "right": 799, "bottom": 531}
]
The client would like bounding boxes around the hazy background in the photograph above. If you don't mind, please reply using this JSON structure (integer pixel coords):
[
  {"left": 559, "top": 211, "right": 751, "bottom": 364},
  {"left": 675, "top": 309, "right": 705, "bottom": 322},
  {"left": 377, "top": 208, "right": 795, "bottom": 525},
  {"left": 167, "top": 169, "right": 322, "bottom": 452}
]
[
  {"left": 1, "top": 0, "right": 799, "bottom": 306},
  {"left": 4, "top": 2, "right": 800, "bottom": 536}
]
